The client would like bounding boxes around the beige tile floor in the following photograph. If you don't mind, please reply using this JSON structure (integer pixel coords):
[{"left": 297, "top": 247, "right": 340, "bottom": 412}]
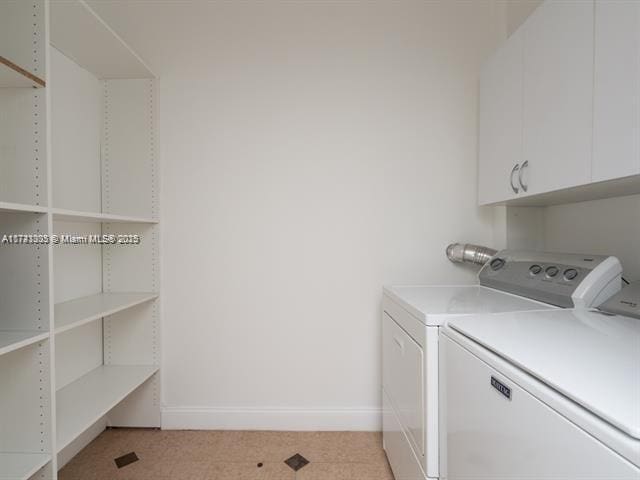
[{"left": 58, "top": 429, "right": 395, "bottom": 480}]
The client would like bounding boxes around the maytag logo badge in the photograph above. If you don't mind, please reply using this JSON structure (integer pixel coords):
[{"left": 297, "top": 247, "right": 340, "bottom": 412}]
[
  {"left": 621, "top": 300, "right": 638, "bottom": 309},
  {"left": 491, "top": 376, "right": 512, "bottom": 400}
]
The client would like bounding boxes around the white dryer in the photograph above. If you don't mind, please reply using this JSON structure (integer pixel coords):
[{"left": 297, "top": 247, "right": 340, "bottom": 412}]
[
  {"left": 440, "top": 282, "right": 640, "bottom": 479},
  {"left": 382, "top": 250, "right": 622, "bottom": 480}
]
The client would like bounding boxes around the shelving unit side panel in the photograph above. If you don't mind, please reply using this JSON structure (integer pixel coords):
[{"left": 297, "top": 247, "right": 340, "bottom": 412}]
[
  {"left": 0, "top": 0, "right": 46, "bottom": 83},
  {"left": 50, "top": 47, "right": 101, "bottom": 212},
  {"left": 0, "top": 341, "right": 51, "bottom": 454},
  {"left": 52, "top": 221, "right": 102, "bottom": 304},
  {"left": 0, "top": 88, "right": 47, "bottom": 206},
  {"left": 54, "top": 321, "right": 102, "bottom": 391},
  {"left": 102, "top": 79, "right": 157, "bottom": 219},
  {"left": 0, "top": 212, "right": 49, "bottom": 332},
  {"left": 44, "top": 1, "right": 59, "bottom": 477}
]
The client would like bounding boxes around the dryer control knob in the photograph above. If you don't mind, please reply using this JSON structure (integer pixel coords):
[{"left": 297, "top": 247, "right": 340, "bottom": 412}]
[
  {"left": 545, "top": 266, "right": 559, "bottom": 278},
  {"left": 529, "top": 264, "right": 542, "bottom": 275},
  {"left": 564, "top": 268, "right": 578, "bottom": 281}
]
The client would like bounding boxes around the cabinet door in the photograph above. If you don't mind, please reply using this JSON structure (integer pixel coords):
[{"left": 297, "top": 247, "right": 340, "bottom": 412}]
[
  {"left": 522, "top": 1, "right": 594, "bottom": 195},
  {"left": 593, "top": 1, "right": 640, "bottom": 182},
  {"left": 478, "top": 29, "right": 523, "bottom": 205}
]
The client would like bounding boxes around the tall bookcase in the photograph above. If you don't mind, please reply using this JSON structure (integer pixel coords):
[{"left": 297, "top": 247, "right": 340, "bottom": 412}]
[{"left": 0, "top": 1, "right": 160, "bottom": 478}]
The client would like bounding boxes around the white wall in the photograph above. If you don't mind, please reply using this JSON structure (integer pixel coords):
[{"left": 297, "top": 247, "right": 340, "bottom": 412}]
[
  {"left": 544, "top": 195, "right": 640, "bottom": 282},
  {"left": 89, "top": 0, "right": 505, "bottom": 429}
]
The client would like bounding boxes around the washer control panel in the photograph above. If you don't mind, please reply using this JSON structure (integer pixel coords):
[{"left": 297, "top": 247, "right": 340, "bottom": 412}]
[{"left": 479, "top": 250, "right": 622, "bottom": 308}]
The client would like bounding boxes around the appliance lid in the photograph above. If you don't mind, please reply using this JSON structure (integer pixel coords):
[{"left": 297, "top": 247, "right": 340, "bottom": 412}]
[
  {"left": 383, "top": 285, "right": 554, "bottom": 326},
  {"left": 448, "top": 309, "right": 640, "bottom": 439}
]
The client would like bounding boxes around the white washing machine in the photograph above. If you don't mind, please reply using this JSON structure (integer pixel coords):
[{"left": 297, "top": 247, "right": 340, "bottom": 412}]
[
  {"left": 440, "top": 282, "right": 640, "bottom": 479},
  {"left": 382, "top": 250, "right": 622, "bottom": 480}
]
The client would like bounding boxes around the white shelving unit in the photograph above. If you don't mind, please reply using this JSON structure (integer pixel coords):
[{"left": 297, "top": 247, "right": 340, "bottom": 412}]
[
  {"left": 0, "top": 1, "right": 160, "bottom": 478},
  {"left": 51, "top": 208, "right": 158, "bottom": 224},
  {"left": 0, "top": 3, "right": 52, "bottom": 478},
  {"left": 0, "top": 202, "right": 49, "bottom": 215},
  {"left": 0, "top": 331, "right": 50, "bottom": 357},
  {"left": 55, "top": 293, "right": 158, "bottom": 335},
  {"left": 0, "top": 454, "right": 52, "bottom": 480},
  {"left": 56, "top": 365, "right": 159, "bottom": 452}
]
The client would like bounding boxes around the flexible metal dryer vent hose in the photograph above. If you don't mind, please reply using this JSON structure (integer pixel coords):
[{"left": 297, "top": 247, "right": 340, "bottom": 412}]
[{"left": 446, "top": 243, "right": 497, "bottom": 266}]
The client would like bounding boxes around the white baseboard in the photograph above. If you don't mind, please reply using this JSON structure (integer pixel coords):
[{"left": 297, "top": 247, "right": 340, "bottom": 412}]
[{"left": 161, "top": 406, "right": 382, "bottom": 431}]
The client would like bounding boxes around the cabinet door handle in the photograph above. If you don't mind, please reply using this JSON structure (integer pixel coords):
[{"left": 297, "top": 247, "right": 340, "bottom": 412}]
[
  {"left": 519, "top": 160, "right": 529, "bottom": 192},
  {"left": 510, "top": 164, "right": 520, "bottom": 194}
]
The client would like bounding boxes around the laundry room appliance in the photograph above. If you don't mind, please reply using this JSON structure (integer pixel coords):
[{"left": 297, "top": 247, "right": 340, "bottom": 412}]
[
  {"left": 440, "top": 282, "right": 640, "bottom": 479},
  {"left": 382, "top": 250, "right": 623, "bottom": 480}
]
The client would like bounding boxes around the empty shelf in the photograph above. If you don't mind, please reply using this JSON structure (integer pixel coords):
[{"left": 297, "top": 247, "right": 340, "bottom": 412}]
[
  {"left": 0, "top": 202, "right": 47, "bottom": 215},
  {"left": 56, "top": 365, "right": 158, "bottom": 451},
  {"left": 0, "top": 331, "right": 49, "bottom": 357},
  {"left": 51, "top": 208, "right": 158, "bottom": 224},
  {"left": 50, "top": 0, "right": 154, "bottom": 79},
  {"left": 0, "top": 453, "right": 50, "bottom": 480},
  {"left": 55, "top": 292, "right": 158, "bottom": 334},
  {"left": 0, "top": 56, "right": 46, "bottom": 88}
]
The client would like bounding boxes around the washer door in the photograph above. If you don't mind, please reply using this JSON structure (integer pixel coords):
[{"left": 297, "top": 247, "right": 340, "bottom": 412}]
[{"left": 383, "top": 312, "right": 425, "bottom": 457}]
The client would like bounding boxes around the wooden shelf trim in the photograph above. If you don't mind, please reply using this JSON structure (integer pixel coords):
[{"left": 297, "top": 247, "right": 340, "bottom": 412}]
[{"left": 0, "top": 55, "right": 46, "bottom": 88}]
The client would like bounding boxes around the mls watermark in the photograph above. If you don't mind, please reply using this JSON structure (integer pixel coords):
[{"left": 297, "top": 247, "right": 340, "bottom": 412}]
[{"left": 1, "top": 234, "right": 141, "bottom": 245}]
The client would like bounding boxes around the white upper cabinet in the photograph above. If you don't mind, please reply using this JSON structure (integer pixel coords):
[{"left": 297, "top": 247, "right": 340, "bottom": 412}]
[
  {"left": 478, "top": 0, "right": 640, "bottom": 205},
  {"left": 478, "top": 29, "right": 523, "bottom": 205},
  {"left": 521, "top": 0, "right": 594, "bottom": 196},
  {"left": 478, "top": 0, "right": 603, "bottom": 205},
  {"left": 593, "top": 0, "right": 640, "bottom": 182}
]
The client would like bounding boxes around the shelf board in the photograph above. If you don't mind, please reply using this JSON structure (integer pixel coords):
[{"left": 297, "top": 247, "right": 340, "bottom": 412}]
[
  {"left": 0, "top": 453, "right": 51, "bottom": 480},
  {"left": 0, "top": 331, "right": 49, "bottom": 357},
  {"left": 0, "top": 55, "right": 46, "bottom": 88},
  {"left": 56, "top": 365, "right": 158, "bottom": 451},
  {"left": 50, "top": 0, "right": 155, "bottom": 79},
  {"left": 55, "top": 292, "right": 158, "bottom": 335},
  {"left": 51, "top": 208, "right": 158, "bottom": 224},
  {"left": 0, "top": 202, "right": 47, "bottom": 215}
]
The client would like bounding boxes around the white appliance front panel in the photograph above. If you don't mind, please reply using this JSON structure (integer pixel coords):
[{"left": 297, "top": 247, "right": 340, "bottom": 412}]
[
  {"left": 383, "top": 313, "right": 425, "bottom": 458},
  {"left": 383, "top": 389, "right": 428, "bottom": 480},
  {"left": 448, "top": 309, "right": 640, "bottom": 438},
  {"left": 383, "top": 297, "right": 441, "bottom": 477},
  {"left": 440, "top": 334, "right": 639, "bottom": 479}
]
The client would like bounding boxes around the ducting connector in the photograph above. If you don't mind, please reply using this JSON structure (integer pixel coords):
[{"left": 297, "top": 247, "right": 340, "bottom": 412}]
[{"left": 446, "top": 243, "right": 497, "bottom": 266}]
